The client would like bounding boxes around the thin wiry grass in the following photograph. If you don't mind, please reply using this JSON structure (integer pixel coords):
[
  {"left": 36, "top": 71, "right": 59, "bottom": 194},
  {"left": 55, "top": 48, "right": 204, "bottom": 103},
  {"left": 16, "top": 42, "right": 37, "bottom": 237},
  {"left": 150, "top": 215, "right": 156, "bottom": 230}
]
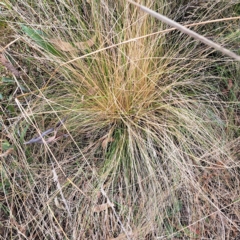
[
  {"left": 127, "top": 0, "right": 240, "bottom": 61},
  {"left": 1, "top": 0, "right": 240, "bottom": 239}
]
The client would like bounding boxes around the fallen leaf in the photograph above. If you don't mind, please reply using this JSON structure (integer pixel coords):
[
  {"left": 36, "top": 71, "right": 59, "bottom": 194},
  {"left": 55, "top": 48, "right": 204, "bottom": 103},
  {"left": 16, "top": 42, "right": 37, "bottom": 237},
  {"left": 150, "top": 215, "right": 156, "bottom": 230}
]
[
  {"left": 188, "top": 225, "right": 201, "bottom": 235},
  {"left": 0, "top": 148, "right": 14, "bottom": 158},
  {"left": 92, "top": 202, "right": 114, "bottom": 213},
  {"left": 227, "top": 79, "right": 233, "bottom": 90},
  {"left": 54, "top": 197, "right": 65, "bottom": 210},
  {"left": 45, "top": 133, "right": 57, "bottom": 143},
  {"left": 50, "top": 35, "right": 96, "bottom": 52},
  {"left": 88, "top": 86, "right": 99, "bottom": 95},
  {"left": 102, "top": 137, "right": 114, "bottom": 150},
  {"left": 235, "top": 115, "right": 240, "bottom": 126},
  {"left": 75, "top": 35, "right": 96, "bottom": 49},
  {"left": 108, "top": 233, "right": 126, "bottom": 240},
  {"left": 222, "top": 79, "right": 233, "bottom": 95},
  {"left": 0, "top": 53, "right": 21, "bottom": 76},
  {"left": 46, "top": 133, "right": 69, "bottom": 143},
  {"left": 49, "top": 39, "right": 76, "bottom": 52},
  {"left": 10, "top": 218, "right": 26, "bottom": 236},
  {"left": 108, "top": 231, "right": 138, "bottom": 240}
]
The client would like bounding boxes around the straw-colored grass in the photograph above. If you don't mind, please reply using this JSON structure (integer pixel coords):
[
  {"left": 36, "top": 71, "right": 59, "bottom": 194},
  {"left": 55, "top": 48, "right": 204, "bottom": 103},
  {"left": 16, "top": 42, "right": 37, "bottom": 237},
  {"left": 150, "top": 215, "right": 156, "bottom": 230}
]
[{"left": 1, "top": 0, "right": 240, "bottom": 239}]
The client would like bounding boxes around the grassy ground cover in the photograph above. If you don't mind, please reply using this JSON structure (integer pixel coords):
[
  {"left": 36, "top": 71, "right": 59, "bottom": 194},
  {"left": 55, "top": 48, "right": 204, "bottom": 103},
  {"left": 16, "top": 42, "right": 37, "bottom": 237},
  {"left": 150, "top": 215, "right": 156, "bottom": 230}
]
[{"left": 1, "top": 0, "right": 240, "bottom": 239}]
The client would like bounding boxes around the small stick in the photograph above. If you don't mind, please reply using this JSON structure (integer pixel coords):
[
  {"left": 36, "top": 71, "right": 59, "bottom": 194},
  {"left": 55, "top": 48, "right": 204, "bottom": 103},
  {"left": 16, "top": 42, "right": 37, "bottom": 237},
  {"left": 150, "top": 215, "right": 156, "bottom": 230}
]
[
  {"left": 127, "top": 0, "right": 240, "bottom": 61},
  {"left": 24, "top": 127, "right": 54, "bottom": 144},
  {"left": 24, "top": 117, "right": 67, "bottom": 145}
]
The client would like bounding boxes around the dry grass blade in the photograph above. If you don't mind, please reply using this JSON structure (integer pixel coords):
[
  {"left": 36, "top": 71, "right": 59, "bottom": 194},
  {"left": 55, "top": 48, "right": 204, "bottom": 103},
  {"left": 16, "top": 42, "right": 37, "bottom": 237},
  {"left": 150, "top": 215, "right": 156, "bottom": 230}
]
[
  {"left": 3, "top": 0, "right": 240, "bottom": 239},
  {"left": 44, "top": 16, "right": 240, "bottom": 86},
  {"left": 101, "top": 187, "right": 131, "bottom": 240},
  {"left": 164, "top": 198, "right": 240, "bottom": 239},
  {"left": 50, "top": 35, "right": 96, "bottom": 52},
  {"left": 52, "top": 163, "right": 72, "bottom": 218},
  {"left": 127, "top": 0, "right": 240, "bottom": 61}
]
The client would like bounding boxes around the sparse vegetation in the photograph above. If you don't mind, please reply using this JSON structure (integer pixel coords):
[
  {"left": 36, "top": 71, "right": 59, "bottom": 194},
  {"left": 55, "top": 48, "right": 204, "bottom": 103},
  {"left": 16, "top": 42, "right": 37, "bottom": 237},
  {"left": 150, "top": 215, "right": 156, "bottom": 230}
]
[{"left": 1, "top": 1, "right": 240, "bottom": 239}]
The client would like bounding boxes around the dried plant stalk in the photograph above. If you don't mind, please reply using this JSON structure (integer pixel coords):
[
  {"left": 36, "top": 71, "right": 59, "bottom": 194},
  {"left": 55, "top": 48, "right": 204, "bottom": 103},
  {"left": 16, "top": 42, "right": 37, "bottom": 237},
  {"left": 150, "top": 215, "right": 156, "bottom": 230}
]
[{"left": 127, "top": 0, "right": 240, "bottom": 61}]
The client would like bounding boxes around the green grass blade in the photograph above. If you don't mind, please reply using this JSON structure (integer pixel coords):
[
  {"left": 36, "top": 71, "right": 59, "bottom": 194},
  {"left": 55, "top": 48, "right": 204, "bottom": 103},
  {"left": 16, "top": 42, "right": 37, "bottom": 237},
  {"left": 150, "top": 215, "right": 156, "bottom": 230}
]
[{"left": 21, "top": 25, "right": 62, "bottom": 57}]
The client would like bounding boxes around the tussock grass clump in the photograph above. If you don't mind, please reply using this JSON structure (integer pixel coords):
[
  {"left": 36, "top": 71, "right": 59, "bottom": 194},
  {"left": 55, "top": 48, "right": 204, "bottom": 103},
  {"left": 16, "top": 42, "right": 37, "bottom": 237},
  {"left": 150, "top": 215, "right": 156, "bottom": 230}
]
[{"left": 1, "top": 0, "right": 240, "bottom": 239}]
